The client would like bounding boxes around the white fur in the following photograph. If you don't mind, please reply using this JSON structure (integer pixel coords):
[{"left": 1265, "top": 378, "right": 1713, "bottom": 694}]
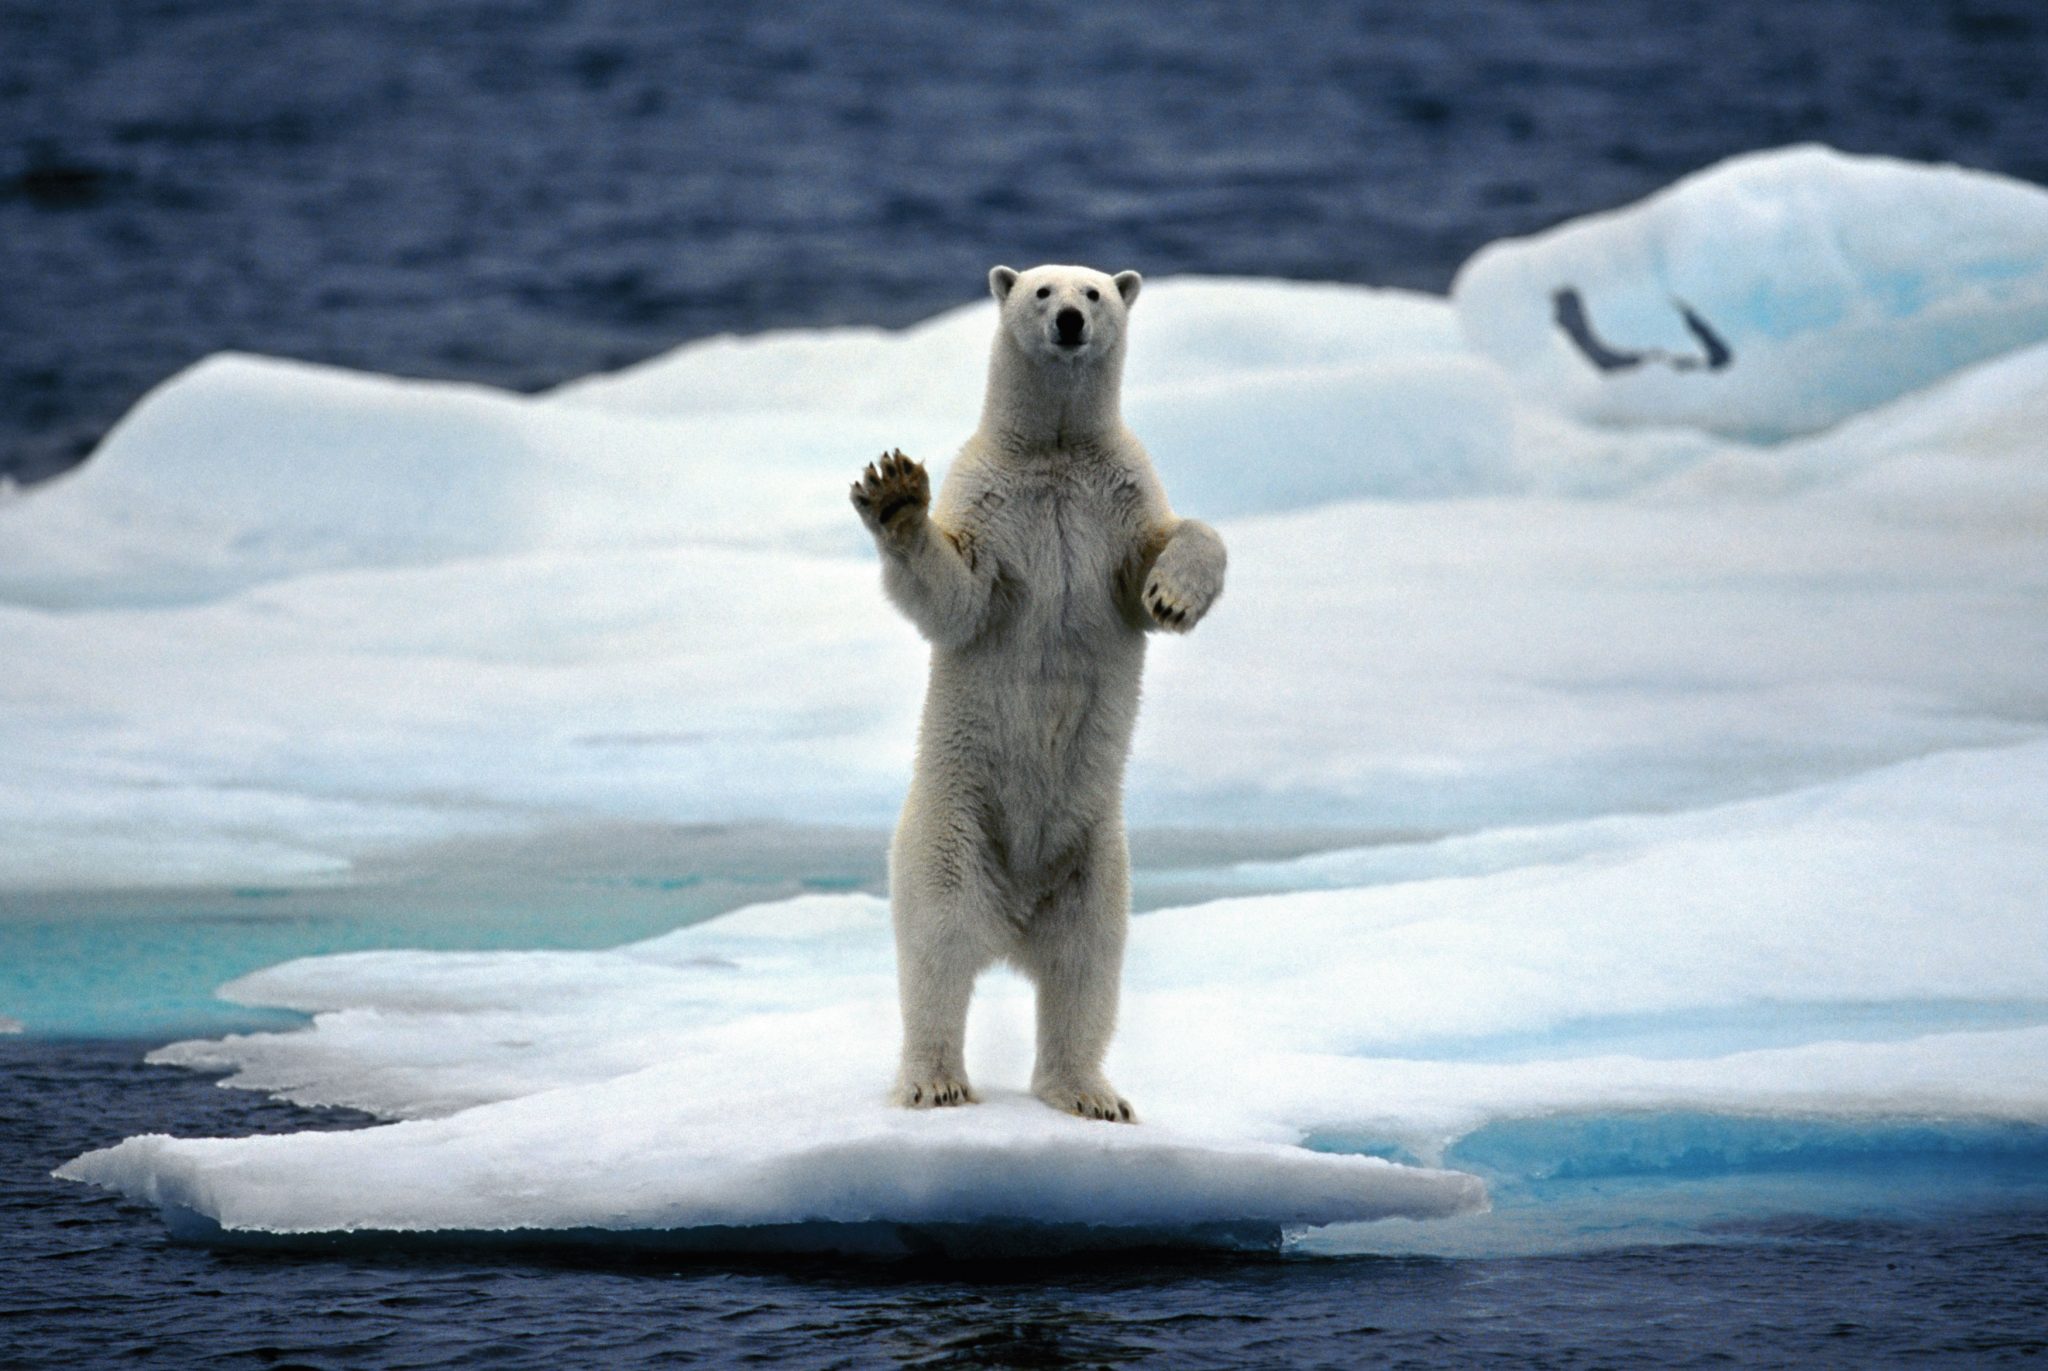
[{"left": 850, "top": 264, "right": 1227, "bottom": 1122}]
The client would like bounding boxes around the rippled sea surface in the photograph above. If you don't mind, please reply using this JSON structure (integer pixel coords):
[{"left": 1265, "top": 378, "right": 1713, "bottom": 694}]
[
  {"left": 7, "top": 1041, "right": 2044, "bottom": 1369},
  {"left": 6, "top": 0, "right": 2048, "bottom": 482}
]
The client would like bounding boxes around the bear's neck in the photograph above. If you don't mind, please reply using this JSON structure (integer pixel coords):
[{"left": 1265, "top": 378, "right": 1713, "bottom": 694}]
[{"left": 978, "top": 334, "right": 1126, "bottom": 454}]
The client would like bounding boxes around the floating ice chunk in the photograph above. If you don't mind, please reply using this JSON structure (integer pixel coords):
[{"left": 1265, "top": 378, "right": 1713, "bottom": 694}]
[
  {"left": 58, "top": 1082, "right": 1482, "bottom": 1255},
  {"left": 64, "top": 964, "right": 1485, "bottom": 1254},
  {"left": 1454, "top": 145, "right": 2048, "bottom": 437}
]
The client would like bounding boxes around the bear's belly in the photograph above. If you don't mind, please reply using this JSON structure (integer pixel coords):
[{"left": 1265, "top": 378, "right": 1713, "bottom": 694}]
[
  {"left": 925, "top": 638, "right": 1143, "bottom": 880},
  {"left": 921, "top": 472, "right": 1149, "bottom": 874}
]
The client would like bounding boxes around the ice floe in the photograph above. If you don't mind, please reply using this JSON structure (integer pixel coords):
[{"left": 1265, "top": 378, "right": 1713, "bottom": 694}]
[
  {"left": 59, "top": 740, "right": 2048, "bottom": 1252},
  {"left": 1454, "top": 144, "right": 2048, "bottom": 437}
]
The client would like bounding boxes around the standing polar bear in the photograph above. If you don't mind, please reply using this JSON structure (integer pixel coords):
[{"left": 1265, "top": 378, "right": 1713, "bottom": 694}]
[{"left": 850, "top": 264, "right": 1227, "bottom": 1123}]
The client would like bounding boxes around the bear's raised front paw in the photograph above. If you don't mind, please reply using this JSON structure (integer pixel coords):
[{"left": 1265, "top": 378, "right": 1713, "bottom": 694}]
[
  {"left": 893, "top": 1070, "right": 978, "bottom": 1109},
  {"left": 1143, "top": 566, "right": 1212, "bottom": 633},
  {"left": 1035, "top": 1076, "right": 1136, "bottom": 1123},
  {"left": 850, "top": 448, "right": 930, "bottom": 544}
]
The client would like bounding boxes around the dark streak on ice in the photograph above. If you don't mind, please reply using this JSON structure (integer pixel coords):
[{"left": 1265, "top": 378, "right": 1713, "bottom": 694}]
[{"left": 1552, "top": 287, "right": 1735, "bottom": 374}]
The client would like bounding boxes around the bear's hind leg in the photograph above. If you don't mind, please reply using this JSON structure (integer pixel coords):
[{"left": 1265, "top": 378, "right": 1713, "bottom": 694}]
[
  {"left": 1020, "top": 829, "right": 1135, "bottom": 1123},
  {"left": 891, "top": 881, "right": 990, "bottom": 1109}
]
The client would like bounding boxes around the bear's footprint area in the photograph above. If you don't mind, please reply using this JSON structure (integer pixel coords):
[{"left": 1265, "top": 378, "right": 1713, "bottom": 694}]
[
  {"left": 1041, "top": 1080, "right": 1137, "bottom": 1123},
  {"left": 851, "top": 449, "right": 929, "bottom": 538},
  {"left": 896, "top": 1072, "right": 977, "bottom": 1109}
]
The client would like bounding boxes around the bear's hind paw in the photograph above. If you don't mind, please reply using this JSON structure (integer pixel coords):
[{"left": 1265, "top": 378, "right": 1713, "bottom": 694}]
[
  {"left": 1035, "top": 1078, "right": 1136, "bottom": 1124},
  {"left": 893, "top": 1071, "right": 978, "bottom": 1109}
]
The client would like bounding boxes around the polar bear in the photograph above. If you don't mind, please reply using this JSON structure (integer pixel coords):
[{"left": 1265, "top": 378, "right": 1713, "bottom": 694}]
[{"left": 849, "top": 264, "right": 1227, "bottom": 1122}]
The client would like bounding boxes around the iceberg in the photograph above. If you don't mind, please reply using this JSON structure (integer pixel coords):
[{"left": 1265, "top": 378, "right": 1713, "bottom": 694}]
[
  {"left": 1454, "top": 145, "right": 2048, "bottom": 437},
  {"left": 13, "top": 145, "right": 2048, "bottom": 1252},
  {"left": 58, "top": 893, "right": 1490, "bottom": 1253}
]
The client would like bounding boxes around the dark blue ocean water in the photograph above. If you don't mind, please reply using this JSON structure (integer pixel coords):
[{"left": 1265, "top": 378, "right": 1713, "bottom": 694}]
[
  {"left": 7, "top": 1043, "right": 2046, "bottom": 1369},
  {"left": 6, "top": 0, "right": 2048, "bottom": 483},
  {"left": 8, "top": 1, "right": 2048, "bottom": 1363}
]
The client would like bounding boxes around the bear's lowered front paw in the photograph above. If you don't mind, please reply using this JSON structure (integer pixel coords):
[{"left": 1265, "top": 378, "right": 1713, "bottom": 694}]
[
  {"left": 1035, "top": 1076, "right": 1136, "bottom": 1123},
  {"left": 850, "top": 448, "right": 930, "bottom": 544},
  {"left": 893, "top": 1069, "right": 978, "bottom": 1109},
  {"left": 1143, "top": 565, "right": 1213, "bottom": 633}
]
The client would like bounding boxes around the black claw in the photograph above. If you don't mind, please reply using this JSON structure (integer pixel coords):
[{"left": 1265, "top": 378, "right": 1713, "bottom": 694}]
[{"left": 910, "top": 1086, "right": 922, "bottom": 1104}]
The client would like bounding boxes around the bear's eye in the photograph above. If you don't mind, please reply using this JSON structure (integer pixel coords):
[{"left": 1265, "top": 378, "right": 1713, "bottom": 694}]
[
  {"left": 1086, "top": 288, "right": 1100, "bottom": 301},
  {"left": 1035, "top": 286, "right": 1051, "bottom": 299}
]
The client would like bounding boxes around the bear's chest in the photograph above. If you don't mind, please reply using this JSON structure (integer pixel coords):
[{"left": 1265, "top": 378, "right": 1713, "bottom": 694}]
[{"left": 975, "top": 469, "right": 1141, "bottom": 614}]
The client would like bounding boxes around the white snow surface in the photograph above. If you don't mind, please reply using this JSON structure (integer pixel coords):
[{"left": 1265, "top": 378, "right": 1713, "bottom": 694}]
[
  {"left": 7, "top": 153, "right": 2048, "bottom": 882},
  {"left": 57, "top": 739, "right": 2048, "bottom": 1248},
  {"left": 19, "top": 145, "right": 2048, "bottom": 1250}
]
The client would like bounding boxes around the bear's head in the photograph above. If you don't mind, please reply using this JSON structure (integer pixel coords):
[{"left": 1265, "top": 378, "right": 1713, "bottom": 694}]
[{"left": 989, "top": 264, "right": 1142, "bottom": 367}]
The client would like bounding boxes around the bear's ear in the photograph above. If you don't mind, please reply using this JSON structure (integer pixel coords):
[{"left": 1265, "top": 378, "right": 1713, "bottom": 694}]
[
  {"left": 1113, "top": 270, "right": 1142, "bottom": 306},
  {"left": 989, "top": 266, "right": 1019, "bottom": 302}
]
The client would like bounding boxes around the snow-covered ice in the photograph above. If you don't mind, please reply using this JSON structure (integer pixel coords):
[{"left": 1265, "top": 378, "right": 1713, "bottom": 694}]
[
  {"left": 18, "top": 145, "right": 2048, "bottom": 1253},
  {"left": 56, "top": 739, "right": 2048, "bottom": 1251},
  {"left": 1455, "top": 144, "right": 2048, "bottom": 438}
]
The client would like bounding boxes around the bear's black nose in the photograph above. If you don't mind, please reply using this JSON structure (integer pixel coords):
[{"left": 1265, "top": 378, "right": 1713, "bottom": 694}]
[{"left": 1055, "top": 307, "right": 1086, "bottom": 346}]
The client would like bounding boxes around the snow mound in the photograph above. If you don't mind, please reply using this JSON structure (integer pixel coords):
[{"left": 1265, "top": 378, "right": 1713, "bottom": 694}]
[
  {"left": 59, "top": 894, "right": 1487, "bottom": 1255},
  {"left": 1453, "top": 145, "right": 2048, "bottom": 437},
  {"left": 59, "top": 1096, "right": 1481, "bottom": 1257}
]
